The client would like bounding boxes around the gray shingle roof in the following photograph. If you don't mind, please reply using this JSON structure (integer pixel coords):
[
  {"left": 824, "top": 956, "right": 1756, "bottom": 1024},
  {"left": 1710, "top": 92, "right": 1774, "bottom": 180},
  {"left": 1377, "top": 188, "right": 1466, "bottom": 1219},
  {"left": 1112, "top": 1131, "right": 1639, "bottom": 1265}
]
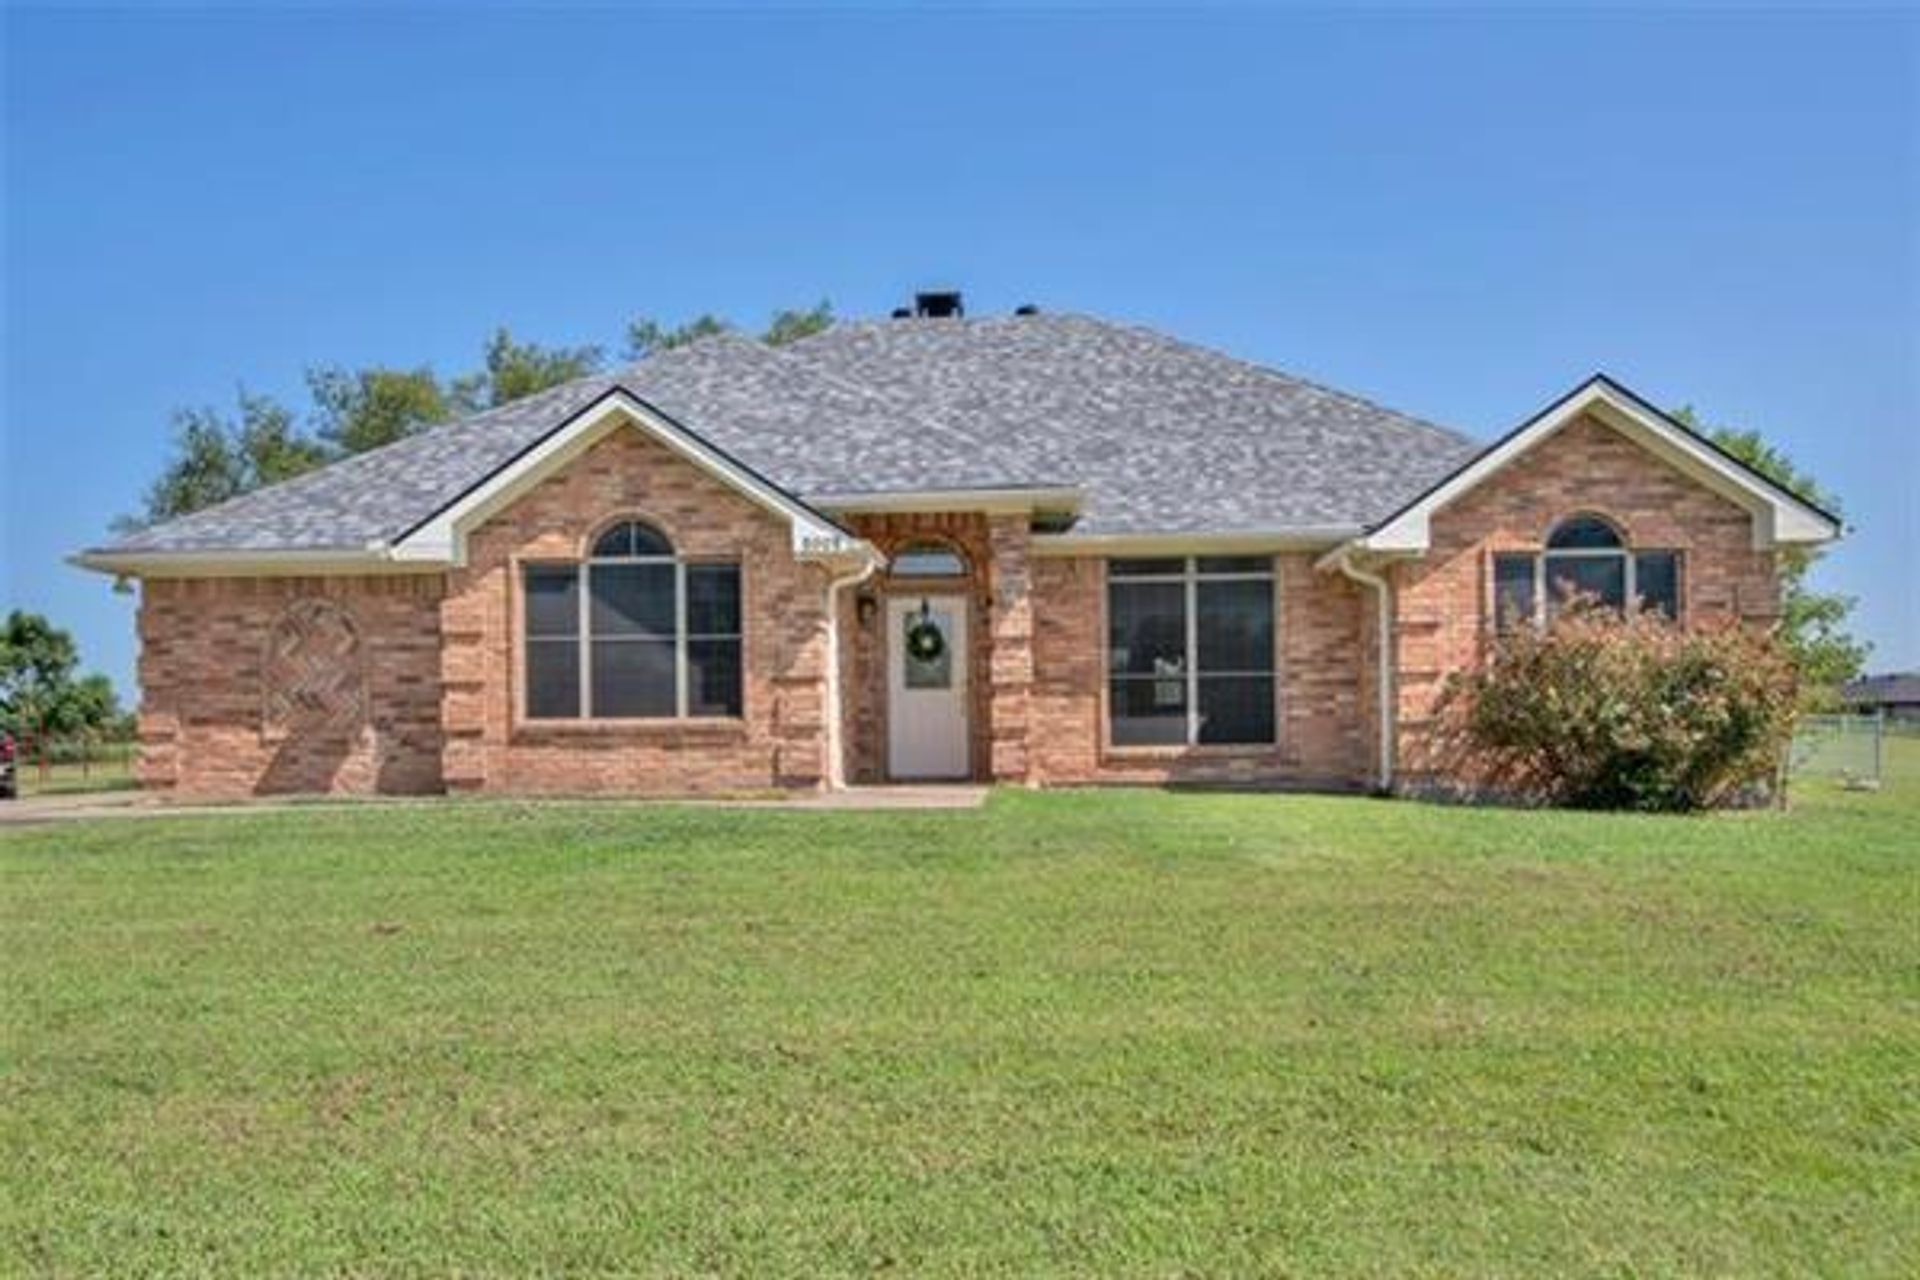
[
  {"left": 779, "top": 313, "right": 1477, "bottom": 535},
  {"left": 93, "top": 312, "right": 1479, "bottom": 555},
  {"left": 1842, "top": 674, "right": 1920, "bottom": 707}
]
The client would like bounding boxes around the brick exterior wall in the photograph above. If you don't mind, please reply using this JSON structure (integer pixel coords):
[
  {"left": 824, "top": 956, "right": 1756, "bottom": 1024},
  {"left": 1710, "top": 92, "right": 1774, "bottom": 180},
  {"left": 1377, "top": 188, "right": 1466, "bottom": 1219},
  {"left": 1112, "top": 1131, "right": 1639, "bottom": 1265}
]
[
  {"left": 439, "top": 427, "right": 833, "bottom": 795},
  {"left": 136, "top": 575, "right": 445, "bottom": 797},
  {"left": 1388, "top": 411, "right": 1779, "bottom": 784}
]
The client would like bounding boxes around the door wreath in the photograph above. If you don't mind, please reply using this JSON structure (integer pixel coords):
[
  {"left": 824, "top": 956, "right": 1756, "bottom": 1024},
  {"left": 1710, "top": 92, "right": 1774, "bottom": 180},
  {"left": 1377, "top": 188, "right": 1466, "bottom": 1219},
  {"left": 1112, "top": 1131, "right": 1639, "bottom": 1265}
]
[{"left": 905, "top": 602, "right": 947, "bottom": 664}]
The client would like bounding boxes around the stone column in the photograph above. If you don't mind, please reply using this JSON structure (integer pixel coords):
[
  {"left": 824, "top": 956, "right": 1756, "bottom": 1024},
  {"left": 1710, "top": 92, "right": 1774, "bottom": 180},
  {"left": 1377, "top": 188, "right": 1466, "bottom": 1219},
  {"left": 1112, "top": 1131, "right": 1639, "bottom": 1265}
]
[{"left": 986, "top": 514, "right": 1034, "bottom": 783}]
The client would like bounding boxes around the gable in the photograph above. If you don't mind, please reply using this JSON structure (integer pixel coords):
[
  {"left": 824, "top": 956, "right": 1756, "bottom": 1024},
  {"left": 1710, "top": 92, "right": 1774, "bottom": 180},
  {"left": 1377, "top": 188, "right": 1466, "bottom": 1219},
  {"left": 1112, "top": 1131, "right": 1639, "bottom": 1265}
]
[
  {"left": 388, "top": 388, "right": 872, "bottom": 568},
  {"left": 1349, "top": 376, "right": 1841, "bottom": 556},
  {"left": 1427, "top": 411, "right": 1756, "bottom": 552}
]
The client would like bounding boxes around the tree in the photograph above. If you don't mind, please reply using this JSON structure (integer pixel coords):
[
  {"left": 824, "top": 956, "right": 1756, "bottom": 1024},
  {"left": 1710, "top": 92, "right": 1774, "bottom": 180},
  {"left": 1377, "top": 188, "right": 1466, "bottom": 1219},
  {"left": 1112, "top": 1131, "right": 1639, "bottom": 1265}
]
[
  {"left": 1671, "top": 406, "right": 1868, "bottom": 699},
  {"left": 452, "top": 328, "right": 604, "bottom": 411},
  {"left": 123, "top": 390, "right": 329, "bottom": 529},
  {"left": 625, "top": 299, "right": 834, "bottom": 359},
  {"left": 308, "top": 364, "right": 456, "bottom": 453},
  {"left": 763, "top": 299, "right": 834, "bottom": 347},
  {"left": 0, "top": 611, "right": 124, "bottom": 739},
  {"left": 127, "top": 300, "right": 831, "bottom": 528},
  {"left": 625, "top": 314, "right": 730, "bottom": 360}
]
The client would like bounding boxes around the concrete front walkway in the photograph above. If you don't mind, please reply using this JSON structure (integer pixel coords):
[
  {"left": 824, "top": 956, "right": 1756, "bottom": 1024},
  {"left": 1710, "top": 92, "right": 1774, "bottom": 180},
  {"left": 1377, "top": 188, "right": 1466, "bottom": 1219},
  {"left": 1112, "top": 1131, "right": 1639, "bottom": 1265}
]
[{"left": 0, "top": 785, "right": 990, "bottom": 827}]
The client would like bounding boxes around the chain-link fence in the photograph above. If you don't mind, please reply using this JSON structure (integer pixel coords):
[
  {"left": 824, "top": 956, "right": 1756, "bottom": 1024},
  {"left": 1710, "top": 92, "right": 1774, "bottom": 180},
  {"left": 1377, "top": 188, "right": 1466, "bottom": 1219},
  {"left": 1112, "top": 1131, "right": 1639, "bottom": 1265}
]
[
  {"left": 5, "top": 733, "right": 139, "bottom": 797},
  {"left": 1788, "top": 713, "right": 1885, "bottom": 789}
]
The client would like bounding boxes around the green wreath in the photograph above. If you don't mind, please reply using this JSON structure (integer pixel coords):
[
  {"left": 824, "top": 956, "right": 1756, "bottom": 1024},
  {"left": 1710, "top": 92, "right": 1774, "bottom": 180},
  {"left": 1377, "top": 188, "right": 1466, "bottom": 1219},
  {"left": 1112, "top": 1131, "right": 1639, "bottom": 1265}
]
[{"left": 905, "top": 617, "right": 946, "bottom": 664}]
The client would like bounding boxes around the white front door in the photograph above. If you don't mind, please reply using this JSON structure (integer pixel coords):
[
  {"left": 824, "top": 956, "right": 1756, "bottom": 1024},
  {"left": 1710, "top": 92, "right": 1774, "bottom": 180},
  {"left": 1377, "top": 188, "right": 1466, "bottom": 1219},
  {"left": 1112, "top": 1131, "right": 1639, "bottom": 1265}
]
[{"left": 887, "top": 595, "right": 970, "bottom": 780}]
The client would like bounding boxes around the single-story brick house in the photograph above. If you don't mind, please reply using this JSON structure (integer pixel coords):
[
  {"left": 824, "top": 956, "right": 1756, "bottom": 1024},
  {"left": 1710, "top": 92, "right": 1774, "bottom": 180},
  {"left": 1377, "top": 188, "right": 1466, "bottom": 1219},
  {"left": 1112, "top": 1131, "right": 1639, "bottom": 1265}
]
[{"left": 77, "top": 296, "right": 1840, "bottom": 798}]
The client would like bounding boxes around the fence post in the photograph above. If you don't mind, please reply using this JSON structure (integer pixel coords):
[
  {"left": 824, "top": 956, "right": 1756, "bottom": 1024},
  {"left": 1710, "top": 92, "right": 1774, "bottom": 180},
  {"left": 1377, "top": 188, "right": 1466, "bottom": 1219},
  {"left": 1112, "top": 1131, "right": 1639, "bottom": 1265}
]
[{"left": 1876, "top": 709, "right": 1885, "bottom": 783}]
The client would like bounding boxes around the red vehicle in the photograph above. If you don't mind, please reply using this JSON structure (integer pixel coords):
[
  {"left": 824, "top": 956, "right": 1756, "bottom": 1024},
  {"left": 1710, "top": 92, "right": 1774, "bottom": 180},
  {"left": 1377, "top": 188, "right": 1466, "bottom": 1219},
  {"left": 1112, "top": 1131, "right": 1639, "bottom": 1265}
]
[{"left": 0, "top": 732, "right": 15, "bottom": 801}]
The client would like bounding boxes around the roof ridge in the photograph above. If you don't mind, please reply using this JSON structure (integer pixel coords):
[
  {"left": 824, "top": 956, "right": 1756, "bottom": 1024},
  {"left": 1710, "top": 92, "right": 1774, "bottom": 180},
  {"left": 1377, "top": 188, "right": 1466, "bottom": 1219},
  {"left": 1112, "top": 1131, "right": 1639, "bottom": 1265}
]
[{"left": 1062, "top": 312, "right": 1478, "bottom": 451}]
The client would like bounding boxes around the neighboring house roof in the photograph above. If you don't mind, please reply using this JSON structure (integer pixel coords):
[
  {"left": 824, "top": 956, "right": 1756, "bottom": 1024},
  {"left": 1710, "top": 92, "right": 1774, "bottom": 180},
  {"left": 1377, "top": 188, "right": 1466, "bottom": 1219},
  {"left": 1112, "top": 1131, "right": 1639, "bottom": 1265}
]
[
  {"left": 81, "top": 312, "right": 1479, "bottom": 566},
  {"left": 1842, "top": 674, "right": 1920, "bottom": 706}
]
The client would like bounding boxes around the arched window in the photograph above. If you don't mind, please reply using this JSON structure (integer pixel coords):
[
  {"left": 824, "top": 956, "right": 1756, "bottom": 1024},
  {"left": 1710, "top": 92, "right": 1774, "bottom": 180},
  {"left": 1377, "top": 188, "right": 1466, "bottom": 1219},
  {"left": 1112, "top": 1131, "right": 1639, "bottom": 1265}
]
[
  {"left": 890, "top": 540, "right": 967, "bottom": 578},
  {"left": 1546, "top": 514, "right": 1624, "bottom": 550},
  {"left": 1493, "top": 513, "right": 1681, "bottom": 629},
  {"left": 591, "top": 519, "right": 675, "bottom": 558},
  {"left": 523, "top": 519, "right": 743, "bottom": 720}
]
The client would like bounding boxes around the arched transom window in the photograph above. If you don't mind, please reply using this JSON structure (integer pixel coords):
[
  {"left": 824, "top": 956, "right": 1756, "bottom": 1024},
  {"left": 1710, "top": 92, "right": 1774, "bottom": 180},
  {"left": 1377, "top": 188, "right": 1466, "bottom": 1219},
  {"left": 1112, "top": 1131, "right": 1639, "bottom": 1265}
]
[
  {"left": 522, "top": 519, "right": 743, "bottom": 720},
  {"left": 1493, "top": 513, "right": 1681, "bottom": 629},
  {"left": 889, "top": 540, "right": 967, "bottom": 578}
]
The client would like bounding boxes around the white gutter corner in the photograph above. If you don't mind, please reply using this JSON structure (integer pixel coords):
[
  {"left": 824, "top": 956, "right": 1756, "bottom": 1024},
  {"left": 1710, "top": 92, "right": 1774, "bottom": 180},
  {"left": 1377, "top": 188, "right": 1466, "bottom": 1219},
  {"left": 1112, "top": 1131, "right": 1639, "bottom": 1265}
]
[
  {"left": 821, "top": 548, "right": 884, "bottom": 790},
  {"left": 1326, "top": 546, "right": 1396, "bottom": 793}
]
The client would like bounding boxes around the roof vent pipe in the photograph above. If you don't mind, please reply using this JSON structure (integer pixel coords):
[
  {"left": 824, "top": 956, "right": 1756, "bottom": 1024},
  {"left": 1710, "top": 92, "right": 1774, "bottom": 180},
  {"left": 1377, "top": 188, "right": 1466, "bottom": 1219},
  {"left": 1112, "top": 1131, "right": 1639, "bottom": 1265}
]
[{"left": 913, "top": 290, "right": 964, "bottom": 319}]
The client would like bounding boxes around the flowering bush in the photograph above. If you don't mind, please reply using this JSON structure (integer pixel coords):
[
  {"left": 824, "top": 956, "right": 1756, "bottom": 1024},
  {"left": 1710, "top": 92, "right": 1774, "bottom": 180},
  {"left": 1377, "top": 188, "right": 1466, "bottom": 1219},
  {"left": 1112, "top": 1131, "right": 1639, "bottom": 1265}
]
[{"left": 1437, "top": 606, "right": 1799, "bottom": 811}]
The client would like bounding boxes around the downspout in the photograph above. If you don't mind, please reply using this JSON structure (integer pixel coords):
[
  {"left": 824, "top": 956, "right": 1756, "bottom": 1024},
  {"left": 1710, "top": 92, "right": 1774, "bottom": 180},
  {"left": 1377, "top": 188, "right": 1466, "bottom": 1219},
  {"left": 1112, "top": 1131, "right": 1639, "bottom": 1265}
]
[
  {"left": 821, "top": 552, "right": 882, "bottom": 790},
  {"left": 1332, "top": 549, "right": 1396, "bottom": 793}
]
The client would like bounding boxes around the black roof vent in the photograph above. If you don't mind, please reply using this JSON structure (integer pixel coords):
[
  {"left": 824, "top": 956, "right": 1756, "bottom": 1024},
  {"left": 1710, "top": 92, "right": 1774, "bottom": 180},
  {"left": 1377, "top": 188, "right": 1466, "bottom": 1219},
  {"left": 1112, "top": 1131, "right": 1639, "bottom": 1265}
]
[
  {"left": 914, "top": 290, "right": 964, "bottom": 319},
  {"left": 1014, "top": 303, "right": 1040, "bottom": 316},
  {"left": 889, "top": 307, "right": 912, "bottom": 319}
]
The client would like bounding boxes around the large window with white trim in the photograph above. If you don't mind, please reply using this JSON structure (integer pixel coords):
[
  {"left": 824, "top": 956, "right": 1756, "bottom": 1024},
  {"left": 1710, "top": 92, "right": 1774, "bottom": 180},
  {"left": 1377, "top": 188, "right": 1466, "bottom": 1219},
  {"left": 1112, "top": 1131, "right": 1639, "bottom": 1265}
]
[
  {"left": 1106, "top": 556, "right": 1277, "bottom": 747},
  {"left": 523, "top": 520, "right": 743, "bottom": 720},
  {"left": 1493, "top": 514, "right": 1681, "bottom": 630}
]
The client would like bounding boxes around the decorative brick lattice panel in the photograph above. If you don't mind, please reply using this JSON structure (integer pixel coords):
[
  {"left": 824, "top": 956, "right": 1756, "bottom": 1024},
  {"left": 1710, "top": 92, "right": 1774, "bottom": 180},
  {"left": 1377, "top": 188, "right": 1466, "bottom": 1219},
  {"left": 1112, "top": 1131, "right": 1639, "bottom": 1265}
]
[{"left": 263, "top": 599, "right": 368, "bottom": 740}]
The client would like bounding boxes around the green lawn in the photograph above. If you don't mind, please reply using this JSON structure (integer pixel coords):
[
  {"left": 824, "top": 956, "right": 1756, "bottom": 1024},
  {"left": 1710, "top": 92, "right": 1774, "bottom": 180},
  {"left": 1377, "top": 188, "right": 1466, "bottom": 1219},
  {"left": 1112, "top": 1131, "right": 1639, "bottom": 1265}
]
[
  {"left": 3, "top": 755, "right": 1916, "bottom": 1276},
  {"left": 13, "top": 743, "right": 139, "bottom": 797}
]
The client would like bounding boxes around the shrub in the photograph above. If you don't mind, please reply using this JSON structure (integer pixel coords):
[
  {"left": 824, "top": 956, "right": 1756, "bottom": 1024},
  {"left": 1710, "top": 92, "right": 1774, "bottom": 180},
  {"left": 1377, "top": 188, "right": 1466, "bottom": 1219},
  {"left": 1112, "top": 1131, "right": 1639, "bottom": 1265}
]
[{"left": 1436, "top": 606, "right": 1799, "bottom": 811}]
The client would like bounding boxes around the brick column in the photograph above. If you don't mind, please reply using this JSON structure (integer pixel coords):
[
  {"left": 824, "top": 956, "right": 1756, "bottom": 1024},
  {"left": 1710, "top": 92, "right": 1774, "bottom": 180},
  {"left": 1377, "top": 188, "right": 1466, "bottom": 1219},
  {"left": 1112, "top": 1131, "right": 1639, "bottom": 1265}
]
[
  {"left": 134, "top": 582, "right": 180, "bottom": 793},
  {"left": 986, "top": 515, "right": 1034, "bottom": 783},
  {"left": 438, "top": 570, "right": 490, "bottom": 792}
]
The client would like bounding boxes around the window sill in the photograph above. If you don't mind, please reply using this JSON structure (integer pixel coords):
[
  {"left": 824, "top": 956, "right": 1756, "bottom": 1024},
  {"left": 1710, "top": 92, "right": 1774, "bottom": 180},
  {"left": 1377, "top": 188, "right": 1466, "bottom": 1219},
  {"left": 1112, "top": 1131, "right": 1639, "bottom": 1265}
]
[
  {"left": 513, "top": 717, "right": 749, "bottom": 741},
  {"left": 1103, "top": 743, "right": 1280, "bottom": 760}
]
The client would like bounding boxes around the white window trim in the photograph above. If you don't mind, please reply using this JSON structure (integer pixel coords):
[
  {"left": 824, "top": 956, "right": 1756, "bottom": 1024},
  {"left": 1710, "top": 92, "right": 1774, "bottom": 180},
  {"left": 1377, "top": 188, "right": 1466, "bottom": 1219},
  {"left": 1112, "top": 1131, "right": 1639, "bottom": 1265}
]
[
  {"left": 1495, "top": 542, "right": 1684, "bottom": 629},
  {"left": 1104, "top": 556, "right": 1281, "bottom": 749}
]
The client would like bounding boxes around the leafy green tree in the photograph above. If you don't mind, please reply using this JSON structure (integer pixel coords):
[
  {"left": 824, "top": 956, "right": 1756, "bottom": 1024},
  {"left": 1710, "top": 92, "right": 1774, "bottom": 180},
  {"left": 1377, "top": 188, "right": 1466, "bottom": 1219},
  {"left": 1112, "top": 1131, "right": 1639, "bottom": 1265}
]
[
  {"left": 763, "top": 299, "right": 834, "bottom": 347},
  {"left": 308, "top": 365, "right": 455, "bottom": 453},
  {"left": 625, "top": 314, "right": 731, "bottom": 360},
  {"left": 625, "top": 300, "right": 833, "bottom": 360},
  {"left": 0, "top": 611, "right": 124, "bottom": 738},
  {"left": 1672, "top": 406, "right": 1868, "bottom": 700},
  {"left": 124, "top": 390, "right": 329, "bottom": 529},
  {"left": 128, "top": 301, "right": 831, "bottom": 527},
  {"left": 452, "top": 328, "right": 604, "bottom": 411}
]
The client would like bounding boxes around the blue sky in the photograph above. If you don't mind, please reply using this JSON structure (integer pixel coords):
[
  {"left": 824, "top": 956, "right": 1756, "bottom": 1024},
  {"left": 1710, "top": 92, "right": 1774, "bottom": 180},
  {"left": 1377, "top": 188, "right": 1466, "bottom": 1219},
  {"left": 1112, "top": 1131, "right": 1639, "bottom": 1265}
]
[{"left": 4, "top": 5, "right": 1915, "bottom": 695}]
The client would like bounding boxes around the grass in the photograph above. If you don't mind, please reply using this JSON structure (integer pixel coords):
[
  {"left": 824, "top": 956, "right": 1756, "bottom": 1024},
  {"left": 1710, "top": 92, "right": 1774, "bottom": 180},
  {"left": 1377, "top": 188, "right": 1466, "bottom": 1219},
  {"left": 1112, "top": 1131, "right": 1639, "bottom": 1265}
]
[
  {"left": 3, "top": 749, "right": 1916, "bottom": 1276},
  {"left": 13, "top": 743, "right": 138, "bottom": 797}
]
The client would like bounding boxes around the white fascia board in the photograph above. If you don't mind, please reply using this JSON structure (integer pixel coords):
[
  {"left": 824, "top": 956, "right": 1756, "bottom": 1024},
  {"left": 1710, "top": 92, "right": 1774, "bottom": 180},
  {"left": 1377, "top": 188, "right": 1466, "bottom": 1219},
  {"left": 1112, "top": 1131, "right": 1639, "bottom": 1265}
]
[
  {"left": 810, "top": 486, "right": 1085, "bottom": 516},
  {"left": 1031, "top": 527, "right": 1360, "bottom": 557},
  {"left": 68, "top": 548, "right": 434, "bottom": 579},
  {"left": 1353, "top": 378, "right": 1842, "bottom": 556},
  {"left": 389, "top": 389, "right": 873, "bottom": 567}
]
